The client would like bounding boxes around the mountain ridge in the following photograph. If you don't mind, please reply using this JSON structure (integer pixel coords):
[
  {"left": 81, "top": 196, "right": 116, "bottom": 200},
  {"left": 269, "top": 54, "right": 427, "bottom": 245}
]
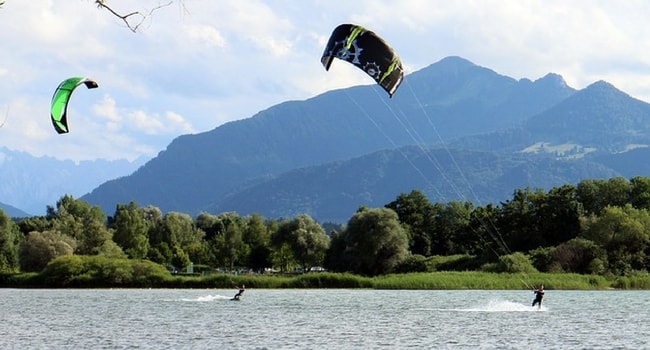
[
  {"left": 81, "top": 56, "right": 579, "bottom": 217},
  {"left": 4, "top": 56, "right": 647, "bottom": 223}
]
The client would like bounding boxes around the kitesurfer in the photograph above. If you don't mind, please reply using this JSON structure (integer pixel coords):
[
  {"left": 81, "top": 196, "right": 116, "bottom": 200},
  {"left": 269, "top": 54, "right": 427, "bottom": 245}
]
[
  {"left": 232, "top": 285, "right": 245, "bottom": 300},
  {"left": 532, "top": 284, "right": 544, "bottom": 309}
]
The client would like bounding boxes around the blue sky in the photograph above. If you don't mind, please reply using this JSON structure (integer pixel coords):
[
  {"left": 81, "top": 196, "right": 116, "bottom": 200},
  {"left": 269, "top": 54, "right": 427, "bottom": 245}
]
[{"left": 1, "top": 0, "right": 650, "bottom": 162}]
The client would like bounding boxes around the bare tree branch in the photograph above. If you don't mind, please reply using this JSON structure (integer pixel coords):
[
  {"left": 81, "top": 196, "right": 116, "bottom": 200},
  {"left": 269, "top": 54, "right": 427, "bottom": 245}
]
[
  {"left": 1, "top": 1, "right": 184, "bottom": 32},
  {"left": 94, "top": 0, "right": 174, "bottom": 33},
  {"left": 0, "top": 106, "right": 8, "bottom": 129}
]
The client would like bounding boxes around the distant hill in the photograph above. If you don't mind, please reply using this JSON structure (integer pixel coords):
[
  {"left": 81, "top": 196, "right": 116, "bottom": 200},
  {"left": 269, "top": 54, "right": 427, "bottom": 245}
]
[
  {"left": 449, "top": 80, "right": 650, "bottom": 157},
  {"left": 0, "top": 201, "right": 30, "bottom": 218},
  {"left": 0, "top": 147, "right": 145, "bottom": 215},
  {"left": 207, "top": 146, "right": 620, "bottom": 223},
  {"left": 81, "top": 56, "right": 578, "bottom": 218}
]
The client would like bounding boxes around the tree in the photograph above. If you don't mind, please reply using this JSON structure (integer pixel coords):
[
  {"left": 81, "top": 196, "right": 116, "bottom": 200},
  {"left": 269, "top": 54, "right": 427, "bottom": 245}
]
[
  {"left": 242, "top": 214, "right": 272, "bottom": 271},
  {"left": 629, "top": 176, "right": 650, "bottom": 210},
  {"left": 16, "top": 216, "right": 51, "bottom": 236},
  {"left": 111, "top": 201, "right": 149, "bottom": 259},
  {"left": 0, "top": 209, "right": 22, "bottom": 272},
  {"left": 202, "top": 212, "right": 246, "bottom": 269},
  {"left": 48, "top": 195, "right": 113, "bottom": 255},
  {"left": 148, "top": 211, "right": 199, "bottom": 268},
  {"left": 536, "top": 184, "right": 582, "bottom": 246},
  {"left": 468, "top": 204, "right": 503, "bottom": 260},
  {"left": 271, "top": 243, "right": 295, "bottom": 273},
  {"left": 497, "top": 185, "right": 582, "bottom": 253},
  {"left": 601, "top": 177, "right": 632, "bottom": 208},
  {"left": 343, "top": 207, "right": 409, "bottom": 276},
  {"left": 497, "top": 188, "right": 545, "bottom": 253},
  {"left": 170, "top": 244, "right": 191, "bottom": 271},
  {"left": 576, "top": 178, "right": 631, "bottom": 215},
  {"left": 385, "top": 190, "right": 436, "bottom": 256},
  {"left": 159, "top": 212, "right": 201, "bottom": 249},
  {"left": 213, "top": 218, "right": 247, "bottom": 270},
  {"left": 576, "top": 179, "right": 607, "bottom": 215},
  {"left": 19, "top": 230, "right": 76, "bottom": 272},
  {"left": 432, "top": 201, "right": 474, "bottom": 255},
  {"left": 141, "top": 205, "right": 163, "bottom": 245},
  {"left": 195, "top": 212, "right": 220, "bottom": 240},
  {"left": 582, "top": 205, "right": 650, "bottom": 274},
  {"left": 272, "top": 214, "right": 329, "bottom": 271}
]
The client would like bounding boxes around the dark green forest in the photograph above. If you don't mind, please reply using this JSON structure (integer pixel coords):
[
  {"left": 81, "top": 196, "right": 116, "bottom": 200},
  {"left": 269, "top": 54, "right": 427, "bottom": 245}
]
[{"left": 1, "top": 176, "right": 650, "bottom": 287}]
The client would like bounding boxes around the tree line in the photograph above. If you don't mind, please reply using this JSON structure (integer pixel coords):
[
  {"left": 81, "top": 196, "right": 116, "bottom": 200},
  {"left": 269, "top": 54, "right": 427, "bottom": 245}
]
[{"left": 1, "top": 176, "right": 650, "bottom": 277}]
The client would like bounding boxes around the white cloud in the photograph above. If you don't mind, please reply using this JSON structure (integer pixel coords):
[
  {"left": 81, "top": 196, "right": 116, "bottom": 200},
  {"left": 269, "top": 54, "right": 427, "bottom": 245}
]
[
  {"left": 3, "top": 0, "right": 650, "bottom": 161},
  {"left": 127, "top": 110, "right": 166, "bottom": 135},
  {"left": 185, "top": 24, "right": 227, "bottom": 49},
  {"left": 165, "top": 111, "right": 194, "bottom": 134}
]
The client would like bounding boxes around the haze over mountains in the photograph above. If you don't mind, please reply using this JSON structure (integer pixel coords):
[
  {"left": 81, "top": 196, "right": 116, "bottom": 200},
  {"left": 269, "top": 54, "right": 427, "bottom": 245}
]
[
  {"left": 4, "top": 56, "right": 650, "bottom": 223},
  {"left": 0, "top": 148, "right": 144, "bottom": 216}
]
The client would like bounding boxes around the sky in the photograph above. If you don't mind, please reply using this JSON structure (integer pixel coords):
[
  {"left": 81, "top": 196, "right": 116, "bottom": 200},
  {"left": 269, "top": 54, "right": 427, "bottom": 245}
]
[{"left": 2, "top": 0, "right": 650, "bottom": 162}]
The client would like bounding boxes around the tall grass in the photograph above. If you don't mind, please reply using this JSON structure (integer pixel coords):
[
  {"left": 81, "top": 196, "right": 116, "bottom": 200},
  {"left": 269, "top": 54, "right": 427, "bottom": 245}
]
[
  {"left": 2, "top": 259, "right": 648, "bottom": 289},
  {"left": 132, "top": 271, "right": 626, "bottom": 290},
  {"left": 371, "top": 272, "right": 611, "bottom": 290}
]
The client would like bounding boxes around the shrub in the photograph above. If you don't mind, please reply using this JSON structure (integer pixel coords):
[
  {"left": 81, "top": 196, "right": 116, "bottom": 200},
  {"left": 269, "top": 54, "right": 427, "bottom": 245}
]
[
  {"left": 394, "top": 254, "right": 428, "bottom": 273},
  {"left": 553, "top": 238, "right": 607, "bottom": 274},
  {"left": 528, "top": 246, "right": 556, "bottom": 272},
  {"left": 495, "top": 252, "right": 537, "bottom": 273},
  {"left": 40, "top": 255, "right": 171, "bottom": 287}
]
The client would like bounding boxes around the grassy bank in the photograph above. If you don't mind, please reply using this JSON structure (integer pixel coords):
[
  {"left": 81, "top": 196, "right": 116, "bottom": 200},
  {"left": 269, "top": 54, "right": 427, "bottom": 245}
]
[
  {"left": 220, "top": 271, "right": 625, "bottom": 290},
  {"left": 4, "top": 270, "right": 649, "bottom": 290},
  {"left": 1, "top": 255, "right": 648, "bottom": 289}
]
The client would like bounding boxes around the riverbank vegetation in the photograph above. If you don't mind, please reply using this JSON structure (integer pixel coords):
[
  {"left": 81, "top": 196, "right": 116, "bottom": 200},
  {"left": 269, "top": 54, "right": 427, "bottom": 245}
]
[
  {"left": 1, "top": 255, "right": 648, "bottom": 289},
  {"left": 1, "top": 177, "right": 650, "bottom": 289}
]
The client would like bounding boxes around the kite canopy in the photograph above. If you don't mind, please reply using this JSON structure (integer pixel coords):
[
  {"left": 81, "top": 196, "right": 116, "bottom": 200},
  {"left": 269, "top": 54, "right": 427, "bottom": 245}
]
[
  {"left": 321, "top": 24, "right": 404, "bottom": 97},
  {"left": 50, "top": 77, "right": 98, "bottom": 134}
]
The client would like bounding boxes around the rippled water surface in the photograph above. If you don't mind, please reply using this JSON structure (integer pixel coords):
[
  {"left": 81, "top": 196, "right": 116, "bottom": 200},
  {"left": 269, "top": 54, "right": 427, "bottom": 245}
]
[{"left": 1, "top": 288, "right": 649, "bottom": 349}]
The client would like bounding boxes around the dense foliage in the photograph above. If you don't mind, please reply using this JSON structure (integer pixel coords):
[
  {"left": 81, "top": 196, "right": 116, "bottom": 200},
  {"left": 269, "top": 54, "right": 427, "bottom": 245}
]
[{"left": 2, "top": 176, "right": 650, "bottom": 286}]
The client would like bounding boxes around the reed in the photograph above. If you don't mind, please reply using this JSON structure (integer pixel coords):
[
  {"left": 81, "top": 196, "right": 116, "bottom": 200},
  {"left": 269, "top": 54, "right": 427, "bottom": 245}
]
[
  {"left": 341, "top": 271, "right": 607, "bottom": 290},
  {"left": 3, "top": 266, "right": 649, "bottom": 289},
  {"left": 169, "top": 271, "right": 619, "bottom": 290}
]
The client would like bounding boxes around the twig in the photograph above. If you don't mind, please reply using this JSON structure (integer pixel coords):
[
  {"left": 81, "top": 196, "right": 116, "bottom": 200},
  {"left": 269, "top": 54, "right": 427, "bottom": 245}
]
[
  {"left": 95, "top": 0, "right": 174, "bottom": 33},
  {"left": 0, "top": 106, "right": 8, "bottom": 129}
]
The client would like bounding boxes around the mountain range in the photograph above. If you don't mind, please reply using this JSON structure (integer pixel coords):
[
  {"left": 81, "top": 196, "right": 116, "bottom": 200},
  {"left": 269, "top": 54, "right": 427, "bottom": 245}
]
[
  {"left": 0, "top": 148, "right": 144, "bottom": 216},
  {"left": 78, "top": 56, "right": 650, "bottom": 223},
  {"left": 4, "top": 56, "right": 650, "bottom": 223}
]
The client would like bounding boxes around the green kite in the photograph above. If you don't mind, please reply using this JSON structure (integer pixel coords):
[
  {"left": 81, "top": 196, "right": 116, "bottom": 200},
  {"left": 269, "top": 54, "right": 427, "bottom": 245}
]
[{"left": 50, "top": 77, "right": 98, "bottom": 134}]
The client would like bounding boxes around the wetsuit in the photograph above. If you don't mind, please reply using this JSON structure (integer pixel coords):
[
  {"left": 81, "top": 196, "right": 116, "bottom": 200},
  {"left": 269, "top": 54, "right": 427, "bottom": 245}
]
[
  {"left": 233, "top": 288, "right": 245, "bottom": 300},
  {"left": 532, "top": 289, "right": 544, "bottom": 308}
]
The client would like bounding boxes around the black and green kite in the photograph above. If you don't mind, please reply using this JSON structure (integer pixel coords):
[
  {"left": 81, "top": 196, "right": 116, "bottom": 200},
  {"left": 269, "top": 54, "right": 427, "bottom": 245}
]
[{"left": 321, "top": 24, "right": 404, "bottom": 97}]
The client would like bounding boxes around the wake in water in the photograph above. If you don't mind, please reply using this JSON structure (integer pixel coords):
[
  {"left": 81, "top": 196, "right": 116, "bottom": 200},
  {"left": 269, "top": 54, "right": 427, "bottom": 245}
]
[
  {"left": 430, "top": 299, "right": 547, "bottom": 312},
  {"left": 181, "top": 294, "right": 233, "bottom": 302},
  {"left": 464, "top": 299, "right": 547, "bottom": 312}
]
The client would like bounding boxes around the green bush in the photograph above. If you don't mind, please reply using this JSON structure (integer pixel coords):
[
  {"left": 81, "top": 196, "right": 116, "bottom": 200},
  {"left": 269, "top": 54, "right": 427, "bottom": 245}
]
[
  {"left": 39, "top": 255, "right": 171, "bottom": 287},
  {"left": 428, "top": 254, "right": 482, "bottom": 271},
  {"left": 394, "top": 254, "right": 428, "bottom": 273},
  {"left": 495, "top": 253, "right": 538, "bottom": 274},
  {"left": 528, "top": 247, "right": 556, "bottom": 272}
]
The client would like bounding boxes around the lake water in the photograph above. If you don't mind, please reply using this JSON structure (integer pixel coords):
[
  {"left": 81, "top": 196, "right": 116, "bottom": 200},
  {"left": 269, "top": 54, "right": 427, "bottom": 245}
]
[{"left": 1, "top": 288, "right": 648, "bottom": 349}]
